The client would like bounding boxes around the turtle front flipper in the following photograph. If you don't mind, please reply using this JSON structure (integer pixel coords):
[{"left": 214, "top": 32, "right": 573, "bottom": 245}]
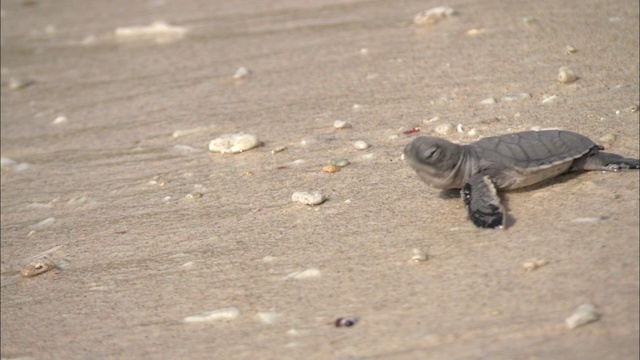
[{"left": 461, "top": 174, "right": 505, "bottom": 228}]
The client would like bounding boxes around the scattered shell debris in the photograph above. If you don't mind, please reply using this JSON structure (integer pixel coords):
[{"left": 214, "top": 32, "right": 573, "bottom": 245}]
[
  {"left": 565, "top": 303, "right": 599, "bottom": 329},
  {"left": 52, "top": 115, "right": 68, "bottom": 125},
  {"left": 414, "top": 6, "right": 456, "bottom": 26},
  {"left": 284, "top": 268, "right": 321, "bottom": 280},
  {"left": 501, "top": 93, "right": 532, "bottom": 102},
  {"left": 479, "top": 97, "right": 497, "bottom": 105},
  {"left": 328, "top": 159, "right": 350, "bottom": 167},
  {"left": 410, "top": 248, "right": 428, "bottom": 262},
  {"left": 271, "top": 145, "right": 287, "bottom": 154},
  {"left": 434, "top": 123, "right": 453, "bottom": 135},
  {"left": 209, "top": 133, "right": 261, "bottom": 153},
  {"left": 335, "top": 317, "right": 359, "bottom": 328},
  {"left": 353, "top": 140, "right": 370, "bottom": 150},
  {"left": 20, "top": 257, "right": 56, "bottom": 278},
  {"left": 184, "top": 307, "right": 241, "bottom": 323},
  {"left": 257, "top": 312, "right": 281, "bottom": 325},
  {"left": 541, "top": 94, "right": 560, "bottom": 104},
  {"left": 292, "top": 191, "right": 326, "bottom": 205},
  {"left": 322, "top": 165, "right": 340, "bottom": 173},
  {"left": 557, "top": 67, "right": 577, "bottom": 84},
  {"left": 114, "top": 21, "right": 187, "bottom": 43},
  {"left": 333, "top": 120, "right": 352, "bottom": 129},
  {"left": 565, "top": 45, "right": 577, "bottom": 54},
  {"left": 522, "top": 258, "right": 548, "bottom": 271},
  {"left": 7, "top": 77, "right": 34, "bottom": 90},
  {"left": 232, "top": 66, "right": 250, "bottom": 79},
  {"left": 172, "top": 125, "right": 216, "bottom": 138}
]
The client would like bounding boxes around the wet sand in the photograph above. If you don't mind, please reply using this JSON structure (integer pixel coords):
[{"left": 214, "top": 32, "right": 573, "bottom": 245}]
[{"left": 1, "top": 0, "right": 639, "bottom": 358}]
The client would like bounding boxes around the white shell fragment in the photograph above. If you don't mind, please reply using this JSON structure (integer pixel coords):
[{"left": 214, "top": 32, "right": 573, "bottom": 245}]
[
  {"left": 333, "top": 120, "right": 352, "bottom": 129},
  {"left": 284, "top": 268, "right": 321, "bottom": 280},
  {"left": 184, "top": 307, "right": 240, "bottom": 323},
  {"left": 501, "top": 93, "right": 532, "bottom": 102},
  {"left": 292, "top": 191, "right": 326, "bottom": 205},
  {"left": 522, "top": 258, "right": 548, "bottom": 271},
  {"left": 209, "top": 133, "right": 261, "bottom": 153},
  {"left": 414, "top": 7, "right": 456, "bottom": 26},
  {"left": 233, "top": 66, "right": 251, "bottom": 79},
  {"left": 541, "top": 94, "right": 560, "bottom": 104},
  {"left": 479, "top": 97, "right": 496, "bottom": 105},
  {"left": 172, "top": 125, "right": 216, "bottom": 138},
  {"left": 271, "top": 145, "right": 287, "bottom": 154},
  {"left": 558, "top": 67, "right": 577, "bottom": 84},
  {"left": 52, "top": 116, "right": 68, "bottom": 125},
  {"left": 565, "top": 45, "right": 577, "bottom": 54},
  {"left": 353, "top": 140, "right": 370, "bottom": 150},
  {"left": 565, "top": 303, "right": 600, "bottom": 329},
  {"left": 115, "top": 21, "right": 187, "bottom": 43},
  {"left": 410, "top": 248, "right": 428, "bottom": 262},
  {"left": 31, "top": 217, "right": 55, "bottom": 230}
]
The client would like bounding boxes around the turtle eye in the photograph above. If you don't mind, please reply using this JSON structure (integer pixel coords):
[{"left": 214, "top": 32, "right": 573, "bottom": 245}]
[{"left": 422, "top": 146, "right": 438, "bottom": 160}]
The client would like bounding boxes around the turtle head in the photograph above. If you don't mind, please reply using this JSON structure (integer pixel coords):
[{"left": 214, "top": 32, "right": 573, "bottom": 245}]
[{"left": 404, "top": 136, "right": 466, "bottom": 189}]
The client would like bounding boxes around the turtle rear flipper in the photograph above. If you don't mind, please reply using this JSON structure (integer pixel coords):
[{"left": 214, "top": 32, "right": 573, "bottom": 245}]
[
  {"left": 462, "top": 174, "right": 505, "bottom": 228},
  {"left": 575, "top": 146, "right": 640, "bottom": 171}
]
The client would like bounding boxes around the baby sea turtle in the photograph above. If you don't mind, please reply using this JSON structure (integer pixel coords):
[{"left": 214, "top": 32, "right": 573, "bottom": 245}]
[{"left": 404, "top": 130, "right": 639, "bottom": 228}]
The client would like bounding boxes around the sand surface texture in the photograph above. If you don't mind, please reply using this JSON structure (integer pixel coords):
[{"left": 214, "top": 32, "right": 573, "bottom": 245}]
[{"left": 1, "top": 0, "right": 639, "bottom": 359}]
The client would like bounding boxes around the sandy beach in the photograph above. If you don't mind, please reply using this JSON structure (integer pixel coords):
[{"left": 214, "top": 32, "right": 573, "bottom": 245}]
[{"left": 1, "top": 0, "right": 638, "bottom": 358}]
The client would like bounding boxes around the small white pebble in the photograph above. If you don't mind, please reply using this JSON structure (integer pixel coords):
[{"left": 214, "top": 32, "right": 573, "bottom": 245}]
[
  {"left": 232, "top": 66, "right": 250, "bottom": 79},
  {"left": 466, "top": 28, "right": 485, "bottom": 36},
  {"left": 333, "top": 120, "right": 352, "bottom": 129},
  {"left": 184, "top": 307, "right": 241, "bottom": 323},
  {"left": 558, "top": 67, "right": 577, "bottom": 84},
  {"left": 424, "top": 116, "right": 440, "bottom": 123},
  {"left": 162, "top": 196, "right": 172, "bottom": 202},
  {"left": 479, "top": 97, "right": 496, "bottom": 105},
  {"left": 434, "top": 123, "right": 453, "bottom": 135},
  {"left": 262, "top": 255, "right": 276, "bottom": 262},
  {"left": 284, "top": 268, "right": 321, "bottom": 280},
  {"left": 52, "top": 115, "right": 68, "bottom": 125},
  {"left": 353, "top": 140, "right": 370, "bottom": 150},
  {"left": 181, "top": 261, "right": 195, "bottom": 269},
  {"left": 209, "top": 133, "right": 261, "bottom": 153},
  {"left": 352, "top": 104, "right": 363, "bottom": 110},
  {"left": 359, "top": 48, "right": 368, "bottom": 55},
  {"left": 566, "top": 303, "right": 599, "bottom": 329},
  {"left": 467, "top": 128, "right": 479, "bottom": 137},
  {"left": 292, "top": 191, "right": 326, "bottom": 205}
]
